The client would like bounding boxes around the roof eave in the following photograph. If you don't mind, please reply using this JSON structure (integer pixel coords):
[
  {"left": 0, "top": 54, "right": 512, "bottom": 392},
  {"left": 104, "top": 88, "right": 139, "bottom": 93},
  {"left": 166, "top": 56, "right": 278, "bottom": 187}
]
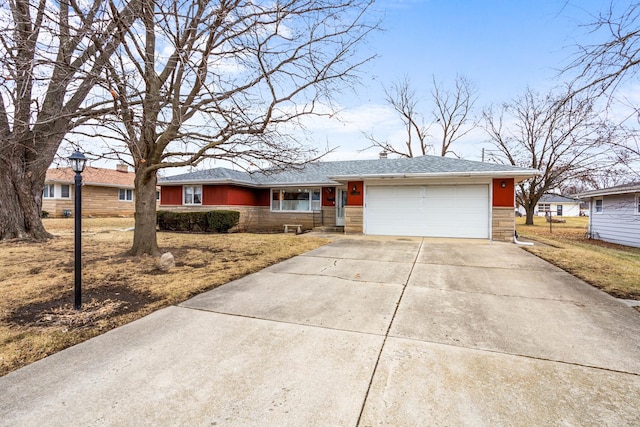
[
  {"left": 159, "top": 179, "right": 340, "bottom": 188},
  {"left": 83, "top": 182, "right": 135, "bottom": 189},
  {"left": 158, "top": 178, "right": 260, "bottom": 188},
  {"left": 328, "top": 170, "right": 540, "bottom": 182},
  {"left": 576, "top": 187, "right": 640, "bottom": 198},
  {"left": 261, "top": 181, "right": 339, "bottom": 187},
  {"left": 46, "top": 178, "right": 135, "bottom": 189}
]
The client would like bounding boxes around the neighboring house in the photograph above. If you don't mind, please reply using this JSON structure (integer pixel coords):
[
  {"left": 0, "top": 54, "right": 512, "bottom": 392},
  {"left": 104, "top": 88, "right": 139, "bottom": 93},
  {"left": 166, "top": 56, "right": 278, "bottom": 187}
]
[
  {"left": 517, "top": 194, "right": 582, "bottom": 217},
  {"left": 43, "top": 164, "right": 137, "bottom": 217},
  {"left": 158, "top": 156, "right": 539, "bottom": 241},
  {"left": 576, "top": 182, "right": 640, "bottom": 248}
]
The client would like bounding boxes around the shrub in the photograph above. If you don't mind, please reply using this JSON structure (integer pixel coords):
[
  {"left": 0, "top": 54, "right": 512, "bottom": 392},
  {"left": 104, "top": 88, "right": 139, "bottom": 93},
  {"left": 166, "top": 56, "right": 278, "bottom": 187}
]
[
  {"left": 206, "top": 210, "right": 240, "bottom": 233},
  {"left": 157, "top": 210, "right": 239, "bottom": 233},
  {"left": 41, "top": 210, "right": 49, "bottom": 218},
  {"left": 156, "top": 211, "right": 178, "bottom": 231}
]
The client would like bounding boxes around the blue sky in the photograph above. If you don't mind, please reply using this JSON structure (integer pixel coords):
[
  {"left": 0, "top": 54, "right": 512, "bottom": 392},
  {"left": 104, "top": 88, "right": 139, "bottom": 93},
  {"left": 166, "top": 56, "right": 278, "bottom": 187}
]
[{"left": 309, "top": 0, "right": 614, "bottom": 162}]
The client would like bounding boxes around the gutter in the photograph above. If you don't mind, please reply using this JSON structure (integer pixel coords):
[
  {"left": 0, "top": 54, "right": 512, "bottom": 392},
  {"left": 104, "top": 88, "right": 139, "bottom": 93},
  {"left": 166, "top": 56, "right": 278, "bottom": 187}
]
[
  {"left": 158, "top": 179, "right": 340, "bottom": 188},
  {"left": 47, "top": 179, "right": 135, "bottom": 189},
  {"left": 576, "top": 187, "right": 640, "bottom": 198},
  {"left": 328, "top": 170, "right": 540, "bottom": 182}
]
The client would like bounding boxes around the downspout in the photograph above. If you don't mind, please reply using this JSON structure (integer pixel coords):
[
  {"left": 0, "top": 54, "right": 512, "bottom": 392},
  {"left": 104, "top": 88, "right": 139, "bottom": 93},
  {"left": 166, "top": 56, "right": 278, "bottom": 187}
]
[{"left": 513, "top": 230, "right": 534, "bottom": 246}]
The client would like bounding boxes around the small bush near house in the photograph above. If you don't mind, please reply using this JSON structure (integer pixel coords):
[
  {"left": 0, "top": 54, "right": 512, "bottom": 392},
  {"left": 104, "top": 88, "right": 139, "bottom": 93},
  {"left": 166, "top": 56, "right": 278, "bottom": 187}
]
[
  {"left": 157, "top": 210, "right": 239, "bottom": 233},
  {"left": 41, "top": 210, "right": 49, "bottom": 218},
  {"left": 207, "top": 210, "right": 240, "bottom": 233}
]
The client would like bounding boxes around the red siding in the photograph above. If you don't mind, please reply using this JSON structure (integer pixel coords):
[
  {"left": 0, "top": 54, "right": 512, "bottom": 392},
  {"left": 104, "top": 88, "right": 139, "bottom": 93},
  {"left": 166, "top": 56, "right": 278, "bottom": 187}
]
[
  {"left": 227, "top": 186, "right": 259, "bottom": 205},
  {"left": 201, "top": 184, "right": 269, "bottom": 206},
  {"left": 322, "top": 186, "right": 337, "bottom": 207},
  {"left": 160, "top": 186, "right": 182, "bottom": 205},
  {"left": 202, "top": 185, "right": 227, "bottom": 205},
  {"left": 492, "top": 178, "right": 515, "bottom": 207},
  {"left": 347, "top": 181, "right": 364, "bottom": 206},
  {"left": 254, "top": 188, "right": 270, "bottom": 206}
]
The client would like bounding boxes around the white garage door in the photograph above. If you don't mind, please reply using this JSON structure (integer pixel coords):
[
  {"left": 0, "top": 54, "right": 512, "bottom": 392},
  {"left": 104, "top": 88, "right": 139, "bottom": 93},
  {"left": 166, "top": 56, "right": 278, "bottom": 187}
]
[{"left": 365, "top": 185, "right": 489, "bottom": 238}]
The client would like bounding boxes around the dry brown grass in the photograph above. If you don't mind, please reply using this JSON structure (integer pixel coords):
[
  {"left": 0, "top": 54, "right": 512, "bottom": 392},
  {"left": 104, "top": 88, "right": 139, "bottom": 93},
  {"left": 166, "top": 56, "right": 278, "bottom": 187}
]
[
  {"left": 516, "top": 216, "right": 640, "bottom": 300},
  {"left": 0, "top": 218, "right": 329, "bottom": 377}
]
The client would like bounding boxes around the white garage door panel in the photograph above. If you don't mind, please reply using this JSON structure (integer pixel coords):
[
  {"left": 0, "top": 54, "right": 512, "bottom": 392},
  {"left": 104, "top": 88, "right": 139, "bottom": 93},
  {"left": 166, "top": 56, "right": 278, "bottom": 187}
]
[{"left": 365, "top": 185, "right": 489, "bottom": 238}]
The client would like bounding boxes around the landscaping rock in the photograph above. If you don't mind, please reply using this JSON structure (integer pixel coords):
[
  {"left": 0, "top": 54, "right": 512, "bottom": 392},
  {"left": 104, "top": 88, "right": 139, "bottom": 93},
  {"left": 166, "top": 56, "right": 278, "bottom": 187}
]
[{"left": 159, "top": 252, "right": 175, "bottom": 271}]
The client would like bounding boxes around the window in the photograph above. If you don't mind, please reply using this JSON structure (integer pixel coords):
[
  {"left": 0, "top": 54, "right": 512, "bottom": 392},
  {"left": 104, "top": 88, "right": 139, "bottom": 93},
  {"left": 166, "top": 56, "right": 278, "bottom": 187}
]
[
  {"left": 594, "top": 198, "right": 603, "bottom": 214},
  {"left": 538, "top": 203, "right": 550, "bottom": 212},
  {"left": 271, "top": 188, "right": 321, "bottom": 212},
  {"left": 184, "top": 185, "right": 202, "bottom": 205},
  {"left": 636, "top": 195, "right": 640, "bottom": 215},
  {"left": 156, "top": 191, "right": 160, "bottom": 201},
  {"left": 119, "top": 188, "right": 133, "bottom": 201},
  {"left": 60, "top": 184, "right": 70, "bottom": 199},
  {"left": 43, "top": 184, "right": 55, "bottom": 198}
]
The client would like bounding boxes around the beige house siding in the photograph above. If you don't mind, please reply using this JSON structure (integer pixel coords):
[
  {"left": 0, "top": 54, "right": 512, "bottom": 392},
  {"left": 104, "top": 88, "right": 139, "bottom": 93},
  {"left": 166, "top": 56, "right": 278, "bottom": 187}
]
[
  {"left": 344, "top": 206, "right": 363, "bottom": 234},
  {"left": 44, "top": 166, "right": 139, "bottom": 218},
  {"left": 492, "top": 206, "right": 515, "bottom": 242},
  {"left": 43, "top": 185, "right": 136, "bottom": 217},
  {"left": 42, "top": 198, "right": 74, "bottom": 218},
  {"left": 320, "top": 206, "right": 337, "bottom": 228}
]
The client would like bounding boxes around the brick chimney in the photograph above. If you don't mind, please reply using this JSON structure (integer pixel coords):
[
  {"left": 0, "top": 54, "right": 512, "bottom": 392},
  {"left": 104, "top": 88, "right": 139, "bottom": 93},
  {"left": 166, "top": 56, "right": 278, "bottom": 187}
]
[
  {"left": 116, "top": 163, "right": 129, "bottom": 173},
  {"left": 379, "top": 151, "right": 388, "bottom": 159}
]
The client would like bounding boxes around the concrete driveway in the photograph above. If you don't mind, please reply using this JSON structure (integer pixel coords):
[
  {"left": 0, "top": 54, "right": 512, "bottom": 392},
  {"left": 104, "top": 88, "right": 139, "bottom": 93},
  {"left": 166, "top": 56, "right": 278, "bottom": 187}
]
[{"left": 1, "top": 237, "right": 639, "bottom": 426}]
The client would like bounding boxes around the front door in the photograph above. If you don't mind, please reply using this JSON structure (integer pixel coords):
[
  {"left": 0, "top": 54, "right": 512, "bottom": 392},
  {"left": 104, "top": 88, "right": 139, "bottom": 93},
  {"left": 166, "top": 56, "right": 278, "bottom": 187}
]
[{"left": 336, "top": 189, "right": 347, "bottom": 226}]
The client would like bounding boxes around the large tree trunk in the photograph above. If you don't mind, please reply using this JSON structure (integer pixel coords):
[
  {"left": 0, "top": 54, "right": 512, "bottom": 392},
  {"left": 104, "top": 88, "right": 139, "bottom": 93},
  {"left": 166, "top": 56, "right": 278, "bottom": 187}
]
[
  {"left": 128, "top": 165, "right": 160, "bottom": 256},
  {"left": 0, "top": 153, "right": 52, "bottom": 241},
  {"left": 524, "top": 205, "right": 536, "bottom": 226}
]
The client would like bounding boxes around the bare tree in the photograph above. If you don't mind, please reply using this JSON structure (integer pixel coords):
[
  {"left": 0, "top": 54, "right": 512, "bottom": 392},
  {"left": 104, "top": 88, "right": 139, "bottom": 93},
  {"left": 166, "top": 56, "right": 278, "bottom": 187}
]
[
  {"left": 560, "top": 165, "right": 637, "bottom": 195},
  {"left": 431, "top": 75, "right": 478, "bottom": 157},
  {"left": 0, "top": 0, "right": 141, "bottom": 241},
  {"left": 80, "top": 0, "right": 378, "bottom": 255},
  {"left": 364, "top": 77, "right": 429, "bottom": 157},
  {"left": 364, "top": 75, "right": 477, "bottom": 158},
  {"left": 483, "top": 87, "right": 616, "bottom": 225},
  {"left": 566, "top": 2, "right": 640, "bottom": 98},
  {"left": 564, "top": 2, "right": 640, "bottom": 170}
]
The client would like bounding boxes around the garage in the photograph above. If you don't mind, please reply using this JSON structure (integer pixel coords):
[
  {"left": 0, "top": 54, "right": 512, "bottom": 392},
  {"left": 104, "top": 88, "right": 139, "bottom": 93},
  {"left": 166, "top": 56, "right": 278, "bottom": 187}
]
[{"left": 364, "top": 184, "right": 490, "bottom": 238}]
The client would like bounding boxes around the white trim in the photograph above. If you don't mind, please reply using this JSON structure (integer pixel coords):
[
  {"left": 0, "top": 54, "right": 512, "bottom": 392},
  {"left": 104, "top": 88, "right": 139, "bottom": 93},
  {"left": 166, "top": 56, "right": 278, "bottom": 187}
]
[
  {"left": 183, "top": 185, "right": 202, "bottom": 205},
  {"left": 577, "top": 185, "right": 640, "bottom": 198},
  {"left": 329, "top": 170, "right": 539, "bottom": 182},
  {"left": 335, "top": 188, "right": 347, "bottom": 226},
  {"left": 270, "top": 187, "right": 321, "bottom": 213},
  {"left": 594, "top": 197, "right": 603, "bottom": 214},
  {"left": 118, "top": 188, "right": 134, "bottom": 202},
  {"left": 60, "top": 184, "right": 71, "bottom": 199},
  {"left": 43, "top": 183, "right": 55, "bottom": 199},
  {"left": 43, "top": 183, "right": 72, "bottom": 200}
]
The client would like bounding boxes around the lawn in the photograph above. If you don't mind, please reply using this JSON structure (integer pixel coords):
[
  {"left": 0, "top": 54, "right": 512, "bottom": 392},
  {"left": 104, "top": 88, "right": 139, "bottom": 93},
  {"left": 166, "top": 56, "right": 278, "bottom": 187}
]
[
  {"left": 0, "top": 218, "right": 329, "bottom": 377},
  {"left": 516, "top": 216, "right": 640, "bottom": 300}
]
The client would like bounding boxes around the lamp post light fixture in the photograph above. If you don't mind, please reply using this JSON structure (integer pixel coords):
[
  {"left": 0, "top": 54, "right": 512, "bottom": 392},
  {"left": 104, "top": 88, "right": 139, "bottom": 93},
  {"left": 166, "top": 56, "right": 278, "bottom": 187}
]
[{"left": 68, "top": 151, "right": 87, "bottom": 310}]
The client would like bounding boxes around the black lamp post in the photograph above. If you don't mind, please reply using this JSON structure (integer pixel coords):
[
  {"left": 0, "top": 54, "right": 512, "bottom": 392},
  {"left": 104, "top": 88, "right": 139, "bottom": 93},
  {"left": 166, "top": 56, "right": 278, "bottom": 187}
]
[{"left": 68, "top": 151, "right": 87, "bottom": 310}]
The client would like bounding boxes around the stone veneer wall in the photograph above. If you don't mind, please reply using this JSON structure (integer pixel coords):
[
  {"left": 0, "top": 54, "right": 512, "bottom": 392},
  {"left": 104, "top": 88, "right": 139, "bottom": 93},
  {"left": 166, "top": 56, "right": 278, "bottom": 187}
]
[
  {"left": 492, "top": 206, "right": 515, "bottom": 242},
  {"left": 158, "top": 205, "right": 327, "bottom": 232},
  {"left": 321, "top": 206, "right": 337, "bottom": 228},
  {"left": 43, "top": 186, "right": 137, "bottom": 218},
  {"left": 344, "top": 206, "right": 363, "bottom": 234}
]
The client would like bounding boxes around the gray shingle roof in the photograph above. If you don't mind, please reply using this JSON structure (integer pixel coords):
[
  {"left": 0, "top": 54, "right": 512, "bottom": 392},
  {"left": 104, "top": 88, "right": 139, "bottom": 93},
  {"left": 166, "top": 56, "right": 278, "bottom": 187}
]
[
  {"left": 159, "top": 155, "right": 539, "bottom": 186},
  {"left": 539, "top": 194, "right": 580, "bottom": 203}
]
